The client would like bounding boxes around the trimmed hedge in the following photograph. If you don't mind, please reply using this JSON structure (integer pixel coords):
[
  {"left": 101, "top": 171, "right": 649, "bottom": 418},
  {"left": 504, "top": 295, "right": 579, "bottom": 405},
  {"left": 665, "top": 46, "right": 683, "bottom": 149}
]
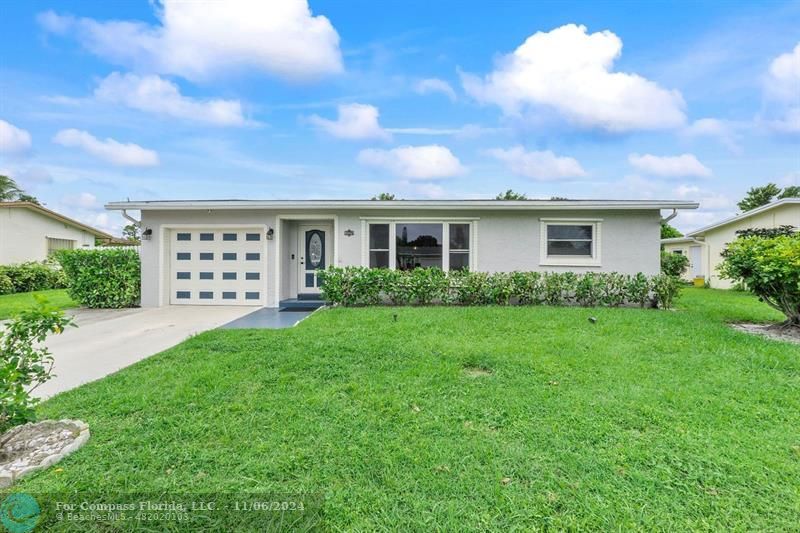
[
  {"left": 0, "top": 262, "right": 67, "bottom": 295},
  {"left": 319, "top": 267, "right": 681, "bottom": 309},
  {"left": 660, "top": 251, "right": 690, "bottom": 277},
  {"left": 55, "top": 249, "right": 140, "bottom": 308}
]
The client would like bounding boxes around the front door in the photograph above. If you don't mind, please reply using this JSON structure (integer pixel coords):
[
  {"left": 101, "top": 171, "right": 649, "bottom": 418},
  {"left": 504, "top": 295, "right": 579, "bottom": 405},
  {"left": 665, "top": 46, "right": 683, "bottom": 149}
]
[
  {"left": 689, "top": 245, "right": 702, "bottom": 278},
  {"left": 297, "top": 225, "right": 332, "bottom": 294}
]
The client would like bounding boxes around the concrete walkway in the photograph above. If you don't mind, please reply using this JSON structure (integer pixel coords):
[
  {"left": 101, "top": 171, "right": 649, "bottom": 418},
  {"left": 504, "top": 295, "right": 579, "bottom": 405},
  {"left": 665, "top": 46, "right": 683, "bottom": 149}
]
[
  {"left": 35, "top": 306, "right": 255, "bottom": 400},
  {"left": 221, "top": 308, "right": 313, "bottom": 329}
]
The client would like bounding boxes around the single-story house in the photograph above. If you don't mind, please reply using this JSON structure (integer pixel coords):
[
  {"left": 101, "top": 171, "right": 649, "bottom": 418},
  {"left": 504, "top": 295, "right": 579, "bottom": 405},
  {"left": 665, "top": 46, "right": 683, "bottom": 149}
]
[
  {"left": 105, "top": 199, "right": 698, "bottom": 308},
  {"left": 662, "top": 198, "right": 799, "bottom": 288},
  {"left": 0, "top": 201, "right": 114, "bottom": 264}
]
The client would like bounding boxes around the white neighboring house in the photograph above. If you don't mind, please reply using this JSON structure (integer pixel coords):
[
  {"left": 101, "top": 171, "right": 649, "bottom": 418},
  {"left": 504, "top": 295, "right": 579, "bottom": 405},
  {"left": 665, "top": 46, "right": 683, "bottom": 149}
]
[
  {"left": 105, "top": 198, "right": 698, "bottom": 308},
  {"left": 662, "top": 198, "right": 800, "bottom": 288},
  {"left": 0, "top": 201, "right": 114, "bottom": 264}
]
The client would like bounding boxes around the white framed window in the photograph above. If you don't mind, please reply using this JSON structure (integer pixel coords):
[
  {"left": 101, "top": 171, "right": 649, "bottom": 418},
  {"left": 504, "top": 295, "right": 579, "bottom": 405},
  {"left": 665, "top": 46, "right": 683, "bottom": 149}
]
[
  {"left": 47, "top": 237, "right": 75, "bottom": 256},
  {"left": 539, "top": 218, "right": 601, "bottom": 267},
  {"left": 363, "top": 220, "right": 476, "bottom": 271}
]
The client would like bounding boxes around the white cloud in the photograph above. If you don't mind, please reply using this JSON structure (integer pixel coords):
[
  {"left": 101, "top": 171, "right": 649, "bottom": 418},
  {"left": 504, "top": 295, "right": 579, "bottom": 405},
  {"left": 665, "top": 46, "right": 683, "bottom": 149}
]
[
  {"left": 486, "top": 146, "right": 587, "bottom": 181},
  {"left": 53, "top": 129, "right": 159, "bottom": 167},
  {"left": 628, "top": 153, "right": 712, "bottom": 178},
  {"left": 461, "top": 24, "right": 686, "bottom": 132},
  {"left": 38, "top": 0, "right": 342, "bottom": 81},
  {"left": 765, "top": 42, "right": 800, "bottom": 102},
  {"left": 95, "top": 72, "right": 248, "bottom": 126},
  {"left": 682, "top": 118, "right": 743, "bottom": 153},
  {"left": 307, "top": 104, "right": 390, "bottom": 141},
  {"left": 415, "top": 78, "right": 457, "bottom": 101},
  {"left": 674, "top": 184, "right": 700, "bottom": 198},
  {"left": 62, "top": 192, "right": 99, "bottom": 209},
  {"left": 357, "top": 145, "right": 465, "bottom": 180},
  {"left": 0, "top": 120, "right": 32, "bottom": 154},
  {"left": 763, "top": 42, "right": 800, "bottom": 134},
  {"left": 411, "top": 182, "right": 446, "bottom": 199}
]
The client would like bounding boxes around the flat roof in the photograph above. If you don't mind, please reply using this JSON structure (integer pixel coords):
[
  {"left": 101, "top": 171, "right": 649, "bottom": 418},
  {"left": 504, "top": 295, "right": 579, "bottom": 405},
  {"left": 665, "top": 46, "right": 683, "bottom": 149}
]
[
  {"left": 106, "top": 199, "right": 699, "bottom": 211},
  {"left": 686, "top": 198, "right": 799, "bottom": 237},
  {"left": 2, "top": 201, "right": 114, "bottom": 239}
]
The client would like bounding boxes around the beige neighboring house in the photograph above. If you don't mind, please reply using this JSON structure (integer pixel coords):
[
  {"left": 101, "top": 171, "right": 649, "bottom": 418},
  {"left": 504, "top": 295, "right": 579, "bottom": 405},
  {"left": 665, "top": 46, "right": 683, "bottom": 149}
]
[
  {"left": 662, "top": 198, "right": 800, "bottom": 288},
  {"left": 0, "top": 201, "right": 114, "bottom": 264}
]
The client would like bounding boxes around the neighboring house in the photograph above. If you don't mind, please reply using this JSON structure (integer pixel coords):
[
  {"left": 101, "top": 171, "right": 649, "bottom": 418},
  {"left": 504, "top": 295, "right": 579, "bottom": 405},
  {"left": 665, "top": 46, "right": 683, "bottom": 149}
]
[
  {"left": 0, "top": 201, "right": 114, "bottom": 264},
  {"left": 662, "top": 198, "right": 799, "bottom": 288},
  {"left": 107, "top": 199, "right": 697, "bottom": 308}
]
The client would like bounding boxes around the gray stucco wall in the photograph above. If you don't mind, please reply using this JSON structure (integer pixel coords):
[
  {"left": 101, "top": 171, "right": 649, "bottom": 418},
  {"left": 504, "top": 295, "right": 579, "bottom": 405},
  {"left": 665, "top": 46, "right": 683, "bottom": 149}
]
[{"left": 139, "top": 207, "right": 661, "bottom": 307}]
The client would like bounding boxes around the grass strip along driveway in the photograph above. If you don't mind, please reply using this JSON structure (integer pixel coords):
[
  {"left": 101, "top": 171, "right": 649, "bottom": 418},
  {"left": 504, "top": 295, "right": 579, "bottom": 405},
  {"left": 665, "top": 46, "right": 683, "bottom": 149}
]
[
  {"left": 0, "top": 289, "right": 75, "bottom": 320},
  {"left": 17, "top": 289, "right": 800, "bottom": 530}
]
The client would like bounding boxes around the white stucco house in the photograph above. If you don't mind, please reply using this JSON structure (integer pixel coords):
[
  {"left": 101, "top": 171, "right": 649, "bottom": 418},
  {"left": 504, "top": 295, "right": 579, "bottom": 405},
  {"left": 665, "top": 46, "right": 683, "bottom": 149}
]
[
  {"left": 0, "top": 201, "right": 114, "bottom": 264},
  {"left": 105, "top": 199, "right": 698, "bottom": 308},
  {"left": 662, "top": 198, "right": 799, "bottom": 288}
]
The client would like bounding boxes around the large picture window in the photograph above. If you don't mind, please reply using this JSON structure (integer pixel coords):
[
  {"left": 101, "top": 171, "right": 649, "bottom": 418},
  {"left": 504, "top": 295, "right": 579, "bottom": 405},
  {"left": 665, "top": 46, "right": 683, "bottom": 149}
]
[
  {"left": 396, "top": 223, "right": 442, "bottom": 270},
  {"left": 540, "top": 219, "right": 601, "bottom": 266},
  {"left": 366, "top": 221, "right": 473, "bottom": 271}
]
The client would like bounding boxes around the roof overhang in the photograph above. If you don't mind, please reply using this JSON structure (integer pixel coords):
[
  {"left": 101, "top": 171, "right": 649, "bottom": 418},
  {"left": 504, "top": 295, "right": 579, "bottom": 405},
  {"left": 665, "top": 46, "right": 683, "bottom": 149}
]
[
  {"left": 686, "top": 198, "right": 799, "bottom": 237},
  {"left": 106, "top": 199, "right": 700, "bottom": 212},
  {"left": 2, "top": 201, "right": 114, "bottom": 239}
]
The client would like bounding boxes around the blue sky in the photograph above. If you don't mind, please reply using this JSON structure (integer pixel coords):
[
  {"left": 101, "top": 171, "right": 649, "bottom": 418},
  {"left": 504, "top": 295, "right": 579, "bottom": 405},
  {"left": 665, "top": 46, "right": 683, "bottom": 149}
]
[{"left": 0, "top": 0, "right": 798, "bottom": 235}]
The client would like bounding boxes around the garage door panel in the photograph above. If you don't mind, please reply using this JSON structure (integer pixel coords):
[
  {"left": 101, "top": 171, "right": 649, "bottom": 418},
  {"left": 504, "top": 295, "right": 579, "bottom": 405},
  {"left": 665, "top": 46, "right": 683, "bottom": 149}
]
[{"left": 169, "top": 228, "right": 265, "bottom": 306}]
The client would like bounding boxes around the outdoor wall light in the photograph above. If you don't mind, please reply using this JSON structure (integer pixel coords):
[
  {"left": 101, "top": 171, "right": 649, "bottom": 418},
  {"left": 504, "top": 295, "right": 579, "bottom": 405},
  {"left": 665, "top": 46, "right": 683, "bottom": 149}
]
[
  {"left": 266, "top": 228, "right": 274, "bottom": 240},
  {"left": 344, "top": 229, "right": 355, "bottom": 237},
  {"left": 142, "top": 228, "right": 153, "bottom": 241}
]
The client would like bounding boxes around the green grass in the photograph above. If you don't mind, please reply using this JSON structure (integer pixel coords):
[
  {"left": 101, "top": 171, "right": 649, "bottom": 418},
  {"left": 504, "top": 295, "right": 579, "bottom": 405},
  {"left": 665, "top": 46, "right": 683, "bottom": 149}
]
[
  {"left": 0, "top": 289, "right": 76, "bottom": 320},
  {"left": 18, "top": 289, "right": 800, "bottom": 530}
]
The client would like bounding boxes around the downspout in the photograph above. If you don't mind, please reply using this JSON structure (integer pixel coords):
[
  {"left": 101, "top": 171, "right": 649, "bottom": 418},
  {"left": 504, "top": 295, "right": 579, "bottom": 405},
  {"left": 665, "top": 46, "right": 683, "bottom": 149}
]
[
  {"left": 660, "top": 208, "right": 678, "bottom": 224},
  {"left": 121, "top": 209, "right": 140, "bottom": 227}
]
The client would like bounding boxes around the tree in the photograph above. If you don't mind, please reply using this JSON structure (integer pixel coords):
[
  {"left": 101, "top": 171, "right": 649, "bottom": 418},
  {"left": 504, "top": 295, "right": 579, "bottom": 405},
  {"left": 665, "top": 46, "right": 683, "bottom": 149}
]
[
  {"left": 780, "top": 185, "right": 800, "bottom": 199},
  {"left": 660, "top": 223, "right": 683, "bottom": 239},
  {"left": 122, "top": 224, "right": 140, "bottom": 242},
  {"left": 719, "top": 233, "right": 800, "bottom": 328},
  {"left": 0, "top": 175, "right": 22, "bottom": 202},
  {"left": 16, "top": 193, "right": 40, "bottom": 205},
  {"left": 371, "top": 193, "right": 396, "bottom": 200},
  {"left": 496, "top": 189, "right": 527, "bottom": 200},
  {"left": 737, "top": 183, "right": 799, "bottom": 212}
]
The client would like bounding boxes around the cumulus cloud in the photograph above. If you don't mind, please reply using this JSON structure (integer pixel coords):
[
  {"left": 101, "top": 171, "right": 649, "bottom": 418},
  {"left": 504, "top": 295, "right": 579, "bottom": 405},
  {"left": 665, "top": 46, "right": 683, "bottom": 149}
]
[
  {"left": 53, "top": 129, "right": 159, "bottom": 167},
  {"left": 765, "top": 42, "right": 800, "bottom": 102},
  {"left": 763, "top": 42, "right": 800, "bottom": 134},
  {"left": 683, "top": 118, "right": 743, "bottom": 153},
  {"left": 37, "top": 0, "right": 342, "bottom": 81},
  {"left": 461, "top": 24, "right": 686, "bottom": 132},
  {"left": 307, "top": 104, "right": 390, "bottom": 141},
  {"left": 486, "top": 146, "right": 587, "bottom": 181},
  {"left": 0, "top": 120, "right": 32, "bottom": 154},
  {"left": 415, "top": 78, "right": 457, "bottom": 101},
  {"left": 62, "top": 192, "right": 99, "bottom": 209},
  {"left": 94, "top": 72, "right": 248, "bottom": 126},
  {"left": 357, "top": 145, "right": 465, "bottom": 180},
  {"left": 628, "top": 153, "right": 712, "bottom": 178}
]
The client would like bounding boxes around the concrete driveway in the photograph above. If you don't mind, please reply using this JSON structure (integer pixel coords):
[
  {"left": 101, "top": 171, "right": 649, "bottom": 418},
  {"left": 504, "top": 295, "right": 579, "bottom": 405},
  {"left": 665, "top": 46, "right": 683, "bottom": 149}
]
[{"left": 34, "top": 306, "right": 255, "bottom": 400}]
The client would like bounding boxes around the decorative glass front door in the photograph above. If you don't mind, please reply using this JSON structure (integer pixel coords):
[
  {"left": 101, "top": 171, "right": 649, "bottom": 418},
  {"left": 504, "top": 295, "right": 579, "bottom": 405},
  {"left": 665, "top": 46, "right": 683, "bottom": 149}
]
[{"left": 298, "top": 226, "right": 329, "bottom": 293}]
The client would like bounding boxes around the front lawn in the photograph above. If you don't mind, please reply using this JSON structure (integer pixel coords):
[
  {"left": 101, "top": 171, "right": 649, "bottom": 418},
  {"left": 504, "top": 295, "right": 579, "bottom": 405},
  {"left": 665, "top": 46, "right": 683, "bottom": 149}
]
[
  {"left": 0, "top": 289, "right": 76, "bottom": 320},
  {"left": 19, "top": 289, "right": 800, "bottom": 529}
]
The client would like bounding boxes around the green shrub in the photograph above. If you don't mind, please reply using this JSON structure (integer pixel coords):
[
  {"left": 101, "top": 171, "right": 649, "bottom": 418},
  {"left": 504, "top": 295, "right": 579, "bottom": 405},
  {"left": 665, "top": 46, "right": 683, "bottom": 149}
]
[
  {"left": 320, "top": 268, "right": 681, "bottom": 310},
  {"left": 650, "top": 274, "right": 682, "bottom": 310},
  {"left": 0, "top": 298, "right": 73, "bottom": 436},
  {"left": 55, "top": 249, "right": 141, "bottom": 308},
  {"left": 719, "top": 233, "right": 800, "bottom": 327},
  {"left": 0, "top": 274, "right": 12, "bottom": 296},
  {"left": 660, "top": 251, "right": 690, "bottom": 277},
  {"left": 0, "top": 262, "right": 66, "bottom": 294}
]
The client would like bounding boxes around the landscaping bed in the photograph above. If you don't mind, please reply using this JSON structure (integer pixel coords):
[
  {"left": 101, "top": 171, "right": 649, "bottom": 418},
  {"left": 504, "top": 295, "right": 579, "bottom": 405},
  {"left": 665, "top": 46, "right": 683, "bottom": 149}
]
[{"left": 14, "top": 289, "right": 800, "bottom": 530}]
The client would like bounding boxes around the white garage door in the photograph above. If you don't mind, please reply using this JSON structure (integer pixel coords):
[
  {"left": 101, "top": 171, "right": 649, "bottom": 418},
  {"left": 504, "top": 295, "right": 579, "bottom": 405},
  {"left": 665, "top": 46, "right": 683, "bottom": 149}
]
[{"left": 169, "top": 228, "right": 265, "bottom": 306}]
